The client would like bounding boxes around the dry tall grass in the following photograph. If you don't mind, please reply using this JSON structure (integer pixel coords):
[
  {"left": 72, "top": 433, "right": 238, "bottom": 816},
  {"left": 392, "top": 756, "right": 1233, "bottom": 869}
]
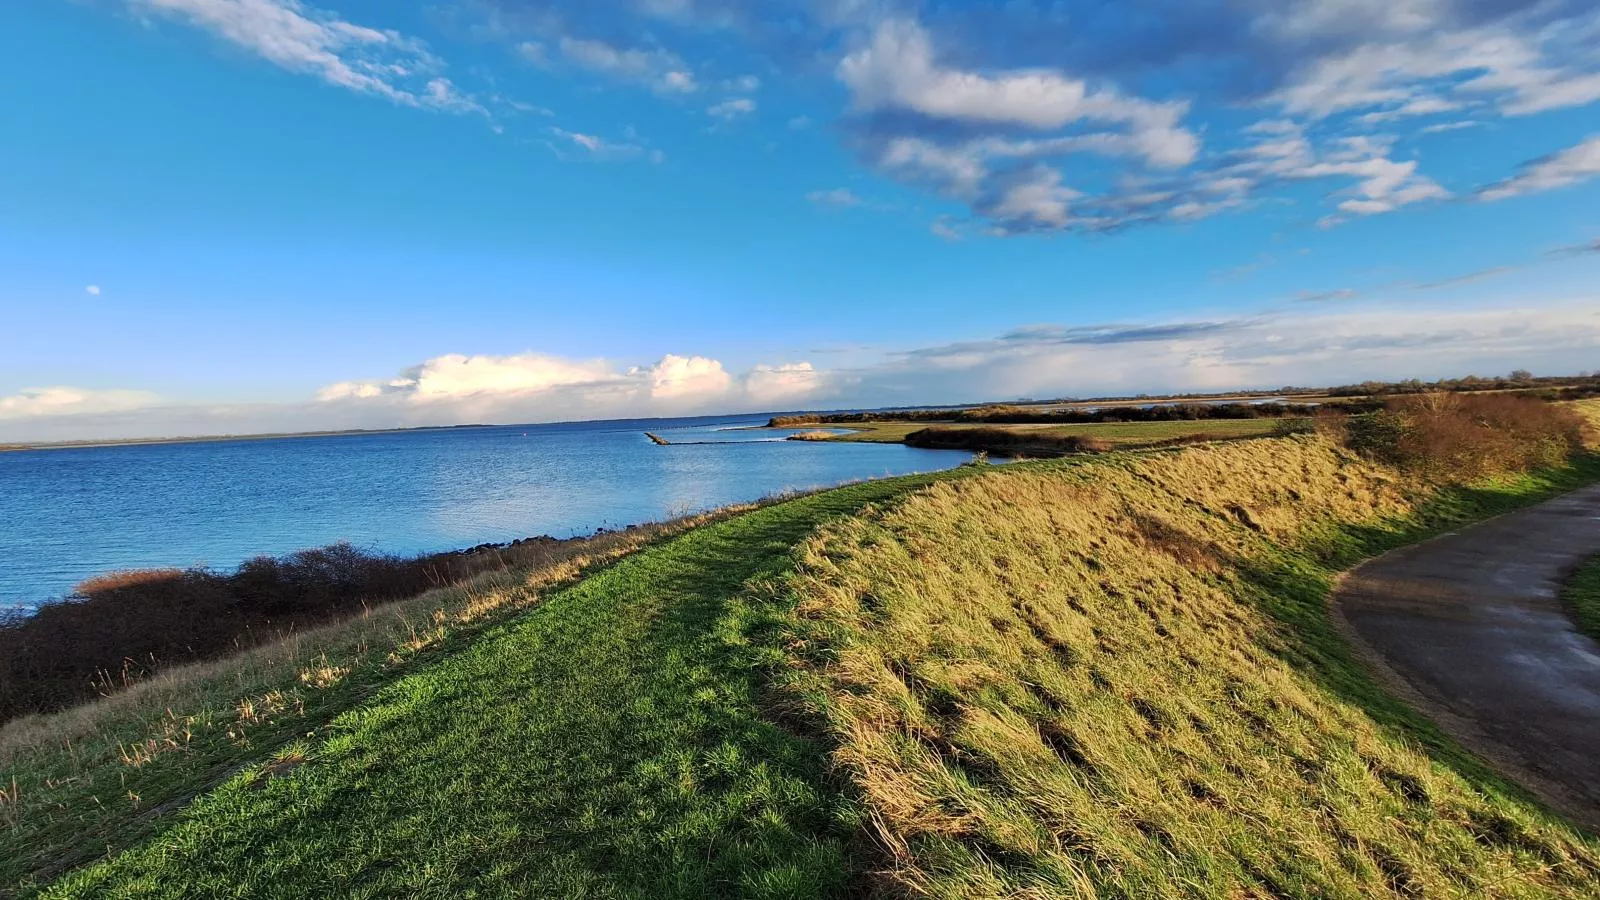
[
  {"left": 1328, "top": 393, "right": 1585, "bottom": 481},
  {"left": 775, "top": 437, "right": 1600, "bottom": 897}
]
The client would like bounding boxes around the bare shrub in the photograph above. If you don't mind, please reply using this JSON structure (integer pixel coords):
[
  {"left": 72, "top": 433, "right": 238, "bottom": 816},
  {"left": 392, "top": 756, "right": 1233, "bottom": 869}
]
[
  {"left": 0, "top": 529, "right": 650, "bottom": 724},
  {"left": 1337, "top": 393, "right": 1585, "bottom": 480},
  {"left": 904, "top": 426, "right": 1111, "bottom": 456}
]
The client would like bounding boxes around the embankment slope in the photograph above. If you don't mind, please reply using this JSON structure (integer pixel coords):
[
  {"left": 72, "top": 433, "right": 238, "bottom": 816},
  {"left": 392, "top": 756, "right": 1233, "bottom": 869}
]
[
  {"left": 11, "top": 435, "right": 1600, "bottom": 898},
  {"left": 776, "top": 437, "right": 1600, "bottom": 897}
]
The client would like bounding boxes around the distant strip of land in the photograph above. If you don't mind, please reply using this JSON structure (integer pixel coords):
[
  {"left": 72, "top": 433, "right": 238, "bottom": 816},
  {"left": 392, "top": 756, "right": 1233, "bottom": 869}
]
[{"left": 0, "top": 424, "right": 495, "bottom": 453}]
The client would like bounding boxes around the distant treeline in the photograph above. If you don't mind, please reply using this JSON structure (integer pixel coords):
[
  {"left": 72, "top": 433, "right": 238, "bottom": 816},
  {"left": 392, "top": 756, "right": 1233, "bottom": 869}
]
[
  {"left": 1320, "top": 371, "right": 1600, "bottom": 398},
  {"left": 900, "top": 427, "right": 1283, "bottom": 456},
  {"left": 0, "top": 534, "right": 601, "bottom": 724},
  {"left": 770, "top": 401, "right": 1332, "bottom": 429}
]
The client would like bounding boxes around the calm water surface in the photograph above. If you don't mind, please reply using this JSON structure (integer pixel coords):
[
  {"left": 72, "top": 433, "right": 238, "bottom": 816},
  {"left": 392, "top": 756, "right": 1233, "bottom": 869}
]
[{"left": 0, "top": 416, "right": 967, "bottom": 612}]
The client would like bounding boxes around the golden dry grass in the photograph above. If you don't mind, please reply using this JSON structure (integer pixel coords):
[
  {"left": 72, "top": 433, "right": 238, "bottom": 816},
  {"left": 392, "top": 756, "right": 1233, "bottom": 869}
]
[{"left": 776, "top": 437, "right": 1600, "bottom": 898}]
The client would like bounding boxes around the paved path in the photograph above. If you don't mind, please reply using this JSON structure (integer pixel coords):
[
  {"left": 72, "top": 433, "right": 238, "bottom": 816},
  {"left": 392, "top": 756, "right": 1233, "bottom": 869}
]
[{"left": 1333, "top": 484, "right": 1600, "bottom": 830}]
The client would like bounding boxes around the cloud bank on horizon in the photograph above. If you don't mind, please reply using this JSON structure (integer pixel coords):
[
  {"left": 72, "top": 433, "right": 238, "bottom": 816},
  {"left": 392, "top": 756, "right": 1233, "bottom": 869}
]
[
  {"left": 4, "top": 0, "right": 1600, "bottom": 440},
  {"left": 7, "top": 298, "right": 1597, "bottom": 442}
]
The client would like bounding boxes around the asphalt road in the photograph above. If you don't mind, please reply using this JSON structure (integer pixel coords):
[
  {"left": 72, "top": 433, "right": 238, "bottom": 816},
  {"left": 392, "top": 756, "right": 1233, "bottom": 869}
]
[{"left": 1333, "top": 484, "right": 1600, "bottom": 830}]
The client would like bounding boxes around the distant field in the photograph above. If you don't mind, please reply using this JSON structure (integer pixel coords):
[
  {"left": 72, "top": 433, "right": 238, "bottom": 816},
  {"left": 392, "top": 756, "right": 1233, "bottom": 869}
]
[{"left": 801, "top": 417, "right": 1286, "bottom": 446}]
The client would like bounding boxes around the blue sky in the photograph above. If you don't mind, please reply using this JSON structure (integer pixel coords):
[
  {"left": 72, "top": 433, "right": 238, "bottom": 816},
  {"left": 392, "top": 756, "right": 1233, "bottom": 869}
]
[{"left": 2, "top": 0, "right": 1598, "bottom": 439}]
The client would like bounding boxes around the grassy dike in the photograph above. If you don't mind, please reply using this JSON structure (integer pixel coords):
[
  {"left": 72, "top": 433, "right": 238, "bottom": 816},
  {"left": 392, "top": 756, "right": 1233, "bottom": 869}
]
[
  {"left": 9, "top": 432, "right": 1600, "bottom": 897},
  {"left": 772, "top": 438, "right": 1600, "bottom": 898},
  {"left": 20, "top": 474, "right": 971, "bottom": 899}
]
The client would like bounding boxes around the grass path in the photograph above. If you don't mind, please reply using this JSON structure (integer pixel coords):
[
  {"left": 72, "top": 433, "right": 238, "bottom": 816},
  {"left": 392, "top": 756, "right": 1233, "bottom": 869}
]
[{"left": 44, "top": 474, "right": 959, "bottom": 899}]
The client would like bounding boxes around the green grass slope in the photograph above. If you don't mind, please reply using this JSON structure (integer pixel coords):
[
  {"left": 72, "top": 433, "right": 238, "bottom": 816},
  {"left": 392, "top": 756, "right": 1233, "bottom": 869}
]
[
  {"left": 776, "top": 438, "right": 1600, "bottom": 898},
  {"left": 33, "top": 474, "right": 962, "bottom": 899},
  {"left": 1562, "top": 555, "right": 1600, "bottom": 642}
]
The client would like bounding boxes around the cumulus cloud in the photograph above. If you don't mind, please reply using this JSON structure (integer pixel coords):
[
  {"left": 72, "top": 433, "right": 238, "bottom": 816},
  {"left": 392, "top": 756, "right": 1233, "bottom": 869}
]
[
  {"left": 1477, "top": 135, "right": 1600, "bottom": 200},
  {"left": 642, "top": 354, "right": 732, "bottom": 399},
  {"left": 744, "top": 362, "right": 822, "bottom": 404},
  {"left": 311, "top": 350, "right": 817, "bottom": 423},
  {"left": 128, "top": 0, "right": 482, "bottom": 113},
  {"left": 0, "top": 387, "right": 160, "bottom": 420},
  {"left": 85, "top": 285, "right": 101, "bottom": 296}
]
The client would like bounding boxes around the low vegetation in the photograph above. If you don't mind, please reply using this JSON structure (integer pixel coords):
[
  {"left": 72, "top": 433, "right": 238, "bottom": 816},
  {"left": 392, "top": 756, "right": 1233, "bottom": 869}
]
[
  {"left": 0, "top": 509, "right": 778, "bottom": 891},
  {"left": 773, "top": 437, "right": 1600, "bottom": 897},
  {"left": 1562, "top": 555, "right": 1600, "bottom": 642},
  {"left": 904, "top": 426, "right": 1112, "bottom": 456},
  {"left": 770, "top": 401, "right": 1327, "bottom": 430},
  {"left": 13, "top": 475, "right": 964, "bottom": 898},
  {"left": 901, "top": 421, "right": 1308, "bottom": 457},
  {"left": 0, "top": 534, "right": 644, "bottom": 724},
  {"left": 1328, "top": 393, "right": 1587, "bottom": 480},
  {"left": 797, "top": 418, "right": 1291, "bottom": 448}
]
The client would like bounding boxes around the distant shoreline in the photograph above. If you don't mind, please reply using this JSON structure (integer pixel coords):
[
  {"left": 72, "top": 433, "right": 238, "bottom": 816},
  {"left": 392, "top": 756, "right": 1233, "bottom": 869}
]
[{"left": 0, "top": 424, "right": 498, "bottom": 454}]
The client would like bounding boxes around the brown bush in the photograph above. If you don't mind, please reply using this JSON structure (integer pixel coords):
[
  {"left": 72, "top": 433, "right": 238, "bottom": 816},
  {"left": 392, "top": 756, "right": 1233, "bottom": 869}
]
[
  {"left": 0, "top": 534, "right": 597, "bottom": 724},
  {"left": 1336, "top": 393, "right": 1585, "bottom": 480}
]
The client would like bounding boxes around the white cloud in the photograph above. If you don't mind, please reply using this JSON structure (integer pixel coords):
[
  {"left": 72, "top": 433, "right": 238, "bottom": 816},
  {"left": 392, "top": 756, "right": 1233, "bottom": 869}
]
[
  {"left": 0, "top": 387, "right": 160, "bottom": 420},
  {"left": 806, "top": 188, "right": 861, "bottom": 208},
  {"left": 323, "top": 352, "right": 617, "bottom": 403},
  {"left": 316, "top": 350, "right": 789, "bottom": 417},
  {"left": 547, "top": 128, "right": 662, "bottom": 162},
  {"left": 129, "top": 0, "right": 482, "bottom": 113},
  {"left": 839, "top": 19, "right": 1197, "bottom": 169},
  {"left": 556, "top": 35, "right": 697, "bottom": 93},
  {"left": 1478, "top": 135, "right": 1600, "bottom": 201},
  {"left": 707, "top": 97, "right": 755, "bottom": 119},
  {"left": 744, "top": 362, "right": 822, "bottom": 404},
  {"left": 844, "top": 299, "right": 1600, "bottom": 402},
  {"left": 7, "top": 298, "right": 1596, "bottom": 441},
  {"left": 1271, "top": 17, "right": 1600, "bottom": 121},
  {"left": 644, "top": 354, "right": 732, "bottom": 399},
  {"left": 85, "top": 285, "right": 101, "bottom": 296}
]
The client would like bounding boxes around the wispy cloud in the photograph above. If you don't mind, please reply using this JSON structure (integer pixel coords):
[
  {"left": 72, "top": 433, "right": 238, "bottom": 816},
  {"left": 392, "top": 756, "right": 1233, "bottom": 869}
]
[
  {"left": 521, "top": 33, "right": 698, "bottom": 94},
  {"left": 546, "top": 127, "right": 663, "bottom": 163},
  {"left": 129, "top": 0, "right": 482, "bottom": 113},
  {"left": 0, "top": 386, "right": 159, "bottom": 420},
  {"left": 1293, "top": 288, "right": 1360, "bottom": 303},
  {"left": 1549, "top": 238, "right": 1600, "bottom": 256},
  {"left": 1478, "top": 135, "right": 1600, "bottom": 201},
  {"left": 84, "top": 285, "right": 101, "bottom": 296},
  {"left": 806, "top": 188, "right": 861, "bottom": 209},
  {"left": 707, "top": 97, "right": 755, "bottom": 120},
  {"left": 1413, "top": 266, "right": 1519, "bottom": 289}
]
